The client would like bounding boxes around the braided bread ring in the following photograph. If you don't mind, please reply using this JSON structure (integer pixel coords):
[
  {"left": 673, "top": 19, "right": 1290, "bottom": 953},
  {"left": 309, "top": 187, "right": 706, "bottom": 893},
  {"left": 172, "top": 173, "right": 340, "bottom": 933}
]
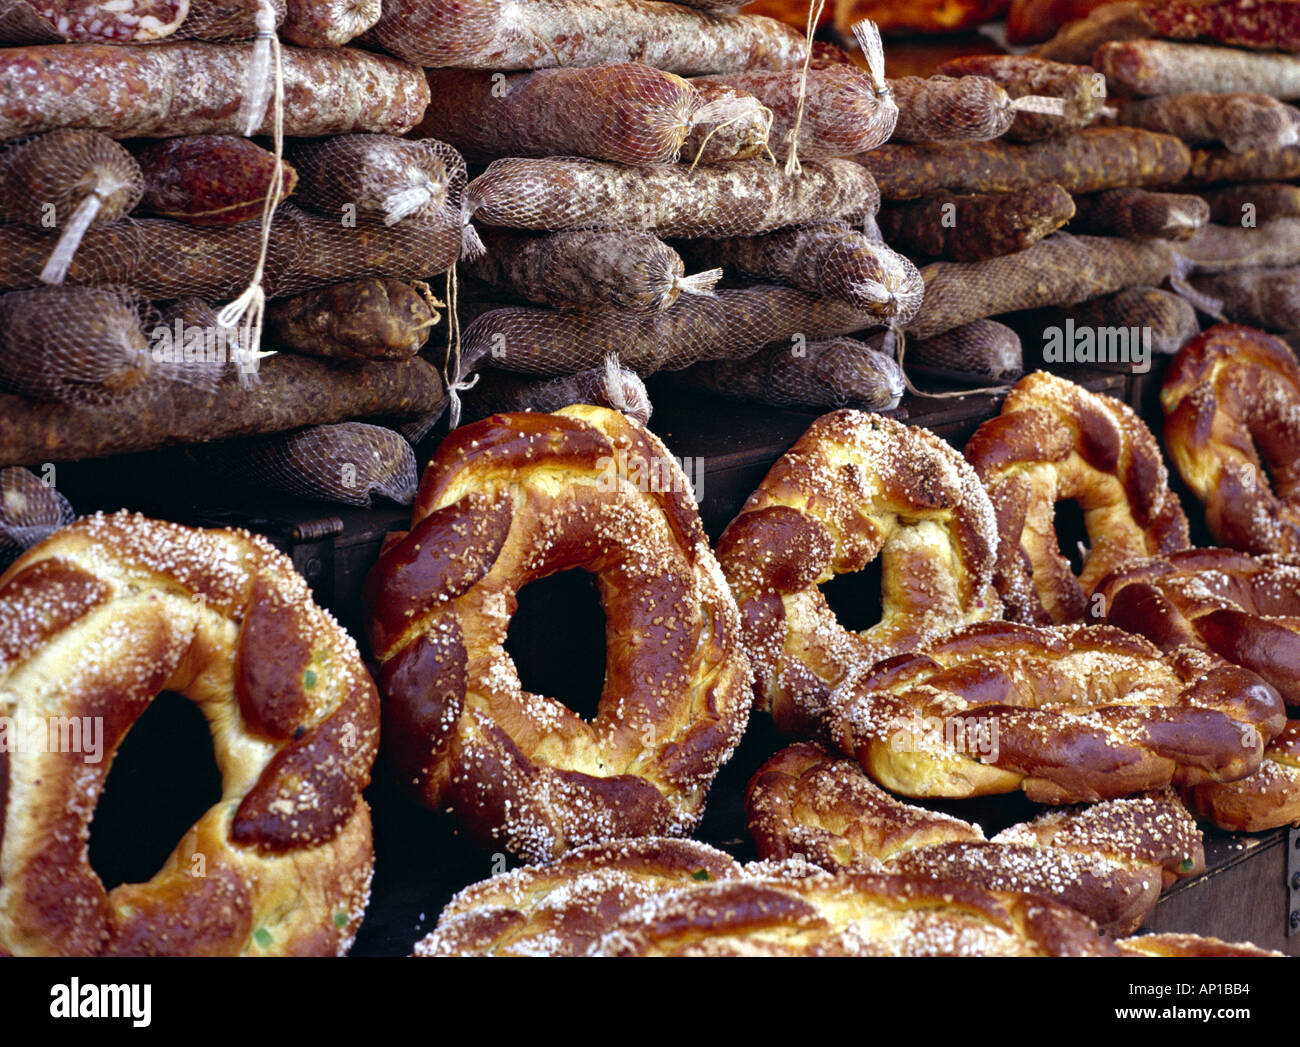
[
  {"left": 0, "top": 513, "right": 379, "bottom": 957},
  {"left": 965, "top": 371, "right": 1189, "bottom": 624},
  {"left": 827, "top": 620, "right": 1285, "bottom": 804},
  {"left": 1162, "top": 323, "right": 1300, "bottom": 556},
  {"left": 595, "top": 869, "right": 1122, "bottom": 957},
  {"left": 415, "top": 837, "right": 746, "bottom": 957},
  {"left": 364, "top": 406, "right": 752, "bottom": 864},
  {"left": 746, "top": 741, "right": 1203, "bottom": 935},
  {"left": 1185, "top": 721, "right": 1300, "bottom": 832},
  {"left": 417, "top": 834, "right": 1120, "bottom": 956},
  {"left": 716, "top": 410, "right": 1001, "bottom": 737},
  {"left": 1096, "top": 548, "right": 1300, "bottom": 831}
]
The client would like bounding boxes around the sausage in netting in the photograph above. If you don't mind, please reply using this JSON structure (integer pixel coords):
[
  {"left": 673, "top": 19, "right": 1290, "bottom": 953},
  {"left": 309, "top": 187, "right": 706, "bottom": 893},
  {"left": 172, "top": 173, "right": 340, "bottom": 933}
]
[
  {"left": 1112, "top": 93, "right": 1300, "bottom": 156},
  {"left": 668, "top": 334, "right": 906, "bottom": 410},
  {"left": 0, "top": 352, "right": 445, "bottom": 467},
  {"left": 460, "top": 358, "right": 652, "bottom": 425},
  {"left": 416, "top": 65, "right": 697, "bottom": 165},
  {"left": 0, "top": 285, "right": 155, "bottom": 403},
  {"left": 1068, "top": 188, "right": 1209, "bottom": 242},
  {"left": 288, "top": 134, "right": 464, "bottom": 227},
  {"left": 888, "top": 76, "right": 1018, "bottom": 143},
  {"left": 907, "top": 233, "right": 1178, "bottom": 339},
  {"left": 134, "top": 135, "right": 296, "bottom": 226},
  {"left": 876, "top": 184, "right": 1076, "bottom": 262},
  {"left": 677, "top": 222, "right": 922, "bottom": 323},
  {"left": 1095, "top": 40, "right": 1300, "bottom": 100},
  {"left": 933, "top": 54, "right": 1106, "bottom": 141},
  {"left": 264, "top": 279, "right": 439, "bottom": 361},
  {"left": 904, "top": 319, "right": 1024, "bottom": 384},
  {"left": 175, "top": 0, "right": 284, "bottom": 40},
  {"left": 454, "top": 284, "right": 884, "bottom": 380},
  {"left": 365, "top": 0, "right": 808, "bottom": 74},
  {"left": 679, "top": 78, "right": 771, "bottom": 164},
  {"left": 693, "top": 65, "right": 897, "bottom": 161},
  {"left": 278, "top": 0, "right": 380, "bottom": 47},
  {"left": 1178, "top": 218, "right": 1300, "bottom": 274},
  {"left": 467, "top": 228, "right": 719, "bottom": 313},
  {"left": 1184, "top": 143, "right": 1300, "bottom": 186},
  {"left": 861, "top": 128, "right": 1191, "bottom": 201},
  {"left": 463, "top": 156, "right": 880, "bottom": 239},
  {"left": 0, "top": 42, "right": 430, "bottom": 140},
  {"left": 1191, "top": 268, "right": 1300, "bottom": 331},
  {"left": 187, "top": 422, "right": 418, "bottom": 508},
  {"left": 0, "top": 203, "right": 463, "bottom": 298},
  {"left": 0, "top": 129, "right": 142, "bottom": 282},
  {"left": 1200, "top": 182, "right": 1300, "bottom": 226},
  {"left": 1009, "top": 286, "right": 1199, "bottom": 362}
]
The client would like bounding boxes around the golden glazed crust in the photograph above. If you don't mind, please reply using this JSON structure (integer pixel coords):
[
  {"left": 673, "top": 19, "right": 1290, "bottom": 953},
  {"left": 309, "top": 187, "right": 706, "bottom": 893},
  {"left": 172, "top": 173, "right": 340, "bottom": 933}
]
[
  {"left": 745, "top": 741, "right": 1204, "bottom": 935},
  {"left": 1161, "top": 323, "right": 1300, "bottom": 556},
  {"left": 415, "top": 835, "right": 1122, "bottom": 957},
  {"left": 825, "top": 620, "right": 1286, "bottom": 804},
  {"left": 1097, "top": 548, "right": 1300, "bottom": 831},
  {"left": 965, "top": 371, "right": 1189, "bottom": 624},
  {"left": 364, "top": 406, "right": 753, "bottom": 863},
  {"left": 716, "top": 410, "right": 1001, "bottom": 737},
  {"left": 0, "top": 512, "right": 378, "bottom": 957}
]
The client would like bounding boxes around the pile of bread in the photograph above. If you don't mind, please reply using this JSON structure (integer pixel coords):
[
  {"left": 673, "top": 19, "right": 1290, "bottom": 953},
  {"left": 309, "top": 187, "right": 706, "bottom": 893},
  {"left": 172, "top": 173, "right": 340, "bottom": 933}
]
[{"left": 3, "top": 312, "right": 1298, "bottom": 956}]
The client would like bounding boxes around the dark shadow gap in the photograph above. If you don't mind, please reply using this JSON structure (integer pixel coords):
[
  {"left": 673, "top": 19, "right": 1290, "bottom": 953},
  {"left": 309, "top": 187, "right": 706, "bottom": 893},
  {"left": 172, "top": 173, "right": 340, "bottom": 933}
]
[
  {"left": 819, "top": 556, "right": 884, "bottom": 635},
  {"left": 88, "top": 690, "right": 221, "bottom": 891},
  {"left": 505, "top": 569, "right": 607, "bottom": 722}
]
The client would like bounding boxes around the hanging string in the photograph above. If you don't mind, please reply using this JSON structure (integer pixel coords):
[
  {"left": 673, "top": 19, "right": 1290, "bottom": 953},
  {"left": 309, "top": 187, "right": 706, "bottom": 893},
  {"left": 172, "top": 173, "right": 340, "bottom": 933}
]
[
  {"left": 217, "top": 0, "right": 283, "bottom": 386},
  {"left": 890, "top": 326, "right": 1014, "bottom": 401},
  {"left": 783, "top": 0, "right": 828, "bottom": 177}
]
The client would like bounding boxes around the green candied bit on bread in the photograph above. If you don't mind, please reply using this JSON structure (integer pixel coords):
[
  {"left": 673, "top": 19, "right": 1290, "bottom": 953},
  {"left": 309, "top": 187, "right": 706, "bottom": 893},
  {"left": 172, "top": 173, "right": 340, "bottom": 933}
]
[
  {"left": 303, "top": 667, "right": 318, "bottom": 691},
  {"left": 1179, "top": 858, "right": 1195, "bottom": 872},
  {"left": 691, "top": 869, "right": 711, "bottom": 881},
  {"left": 334, "top": 911, "right": 348, "bottom": 928},
  {"left": 253, "top": 927, "right": 273, "bottom": 948}
]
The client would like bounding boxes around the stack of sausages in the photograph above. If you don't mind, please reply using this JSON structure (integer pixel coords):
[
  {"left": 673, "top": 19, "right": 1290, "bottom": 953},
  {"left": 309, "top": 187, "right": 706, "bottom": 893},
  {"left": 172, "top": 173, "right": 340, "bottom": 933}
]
[
  {"left": 356, "top": 0, "right": 928, "bottom": 416},
  {"left": 0, "top": 0, "right": 458, "bottom": 473},
  {"left": 1004, "top": 2, "right": 1300, "bottom": 341}
]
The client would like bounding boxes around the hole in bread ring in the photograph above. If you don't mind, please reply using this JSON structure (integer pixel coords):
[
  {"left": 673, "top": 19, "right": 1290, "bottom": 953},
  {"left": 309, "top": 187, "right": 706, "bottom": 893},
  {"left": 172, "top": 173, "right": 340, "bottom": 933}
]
[
  {"left": 965, "top": 372, "right": 1189, "bottom": 624},
  {"left": 1162, "top": 324, "right": 1300, "bottom": 556},
  {"left": 0, "top": 513, "right": 379, "bottom": 957},
  {"left": 364, "top": 406, "right": 753, "bottom": 865},
  {"left": 716, "top": 411, "right": 1002, "bottom": 737}
]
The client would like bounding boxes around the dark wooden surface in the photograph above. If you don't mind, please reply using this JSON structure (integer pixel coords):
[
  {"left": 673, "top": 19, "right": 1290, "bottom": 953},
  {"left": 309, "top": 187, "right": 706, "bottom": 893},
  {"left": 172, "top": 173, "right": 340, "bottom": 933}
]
[{"left": 56, "top": 366, "right": 1299, "bottom": 956}]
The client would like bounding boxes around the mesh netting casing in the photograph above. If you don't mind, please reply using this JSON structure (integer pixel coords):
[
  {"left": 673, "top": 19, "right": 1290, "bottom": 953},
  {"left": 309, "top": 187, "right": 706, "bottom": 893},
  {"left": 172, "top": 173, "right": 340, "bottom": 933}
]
[
  {"left": 455, "top": 283, "right": 884, "bottom": 379},
  {"left": 191, "top": 422, "right": 418, "bottom": 507},
  {"left": 464, "top": 156, "right": 879, "bottom": 239},
  {"left": 0, "top": 465, "right": 74, "bottom": 567},
  {"left": 673, "top": 334, "right": 905, "bottom": 409}
]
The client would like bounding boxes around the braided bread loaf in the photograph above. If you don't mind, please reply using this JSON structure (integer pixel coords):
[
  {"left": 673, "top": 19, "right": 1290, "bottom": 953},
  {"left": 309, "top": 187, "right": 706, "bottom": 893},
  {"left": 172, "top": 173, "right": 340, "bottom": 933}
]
[
  {"left": 716, "top": 411, "right": 1001, "bottom": 736},
  {"left": 415, "top": 836, "right": 1122, "bottom": 956},
  {"left": 965, "top": 371, "right": 1189, "bottom": 624},
  {"left": 1162, "top": 324, "right": 1300, "bottom": 556},
  {"left": 826, "top": 620, "right": 1285, "bottom": 805},
  {"left": 364, "top": 407, "right": 752, "bottom": 863},
  {"left": 1097, "top": 549, "right": 1300, "bottom": 831},
  {"left": 746, "top": 742, "right": 1204, "bottom": 935},
  {"left": 0, "top": 513, "right": 379, "bottom": 956}
]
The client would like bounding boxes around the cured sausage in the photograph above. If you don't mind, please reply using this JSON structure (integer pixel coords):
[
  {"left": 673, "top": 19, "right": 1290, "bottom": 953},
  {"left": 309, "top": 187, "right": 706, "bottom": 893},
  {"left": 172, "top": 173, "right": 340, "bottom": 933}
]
[{"left": 0, "top": 42, "right": 430, "bottom": 140}]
